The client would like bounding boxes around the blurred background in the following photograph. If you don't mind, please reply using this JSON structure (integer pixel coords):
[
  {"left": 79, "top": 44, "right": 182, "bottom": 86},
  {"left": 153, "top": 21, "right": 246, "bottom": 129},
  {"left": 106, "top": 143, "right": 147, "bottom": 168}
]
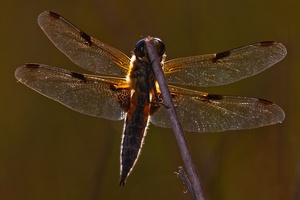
[{"left": 0, "top": 0, "right": 298, "bottom": 200}]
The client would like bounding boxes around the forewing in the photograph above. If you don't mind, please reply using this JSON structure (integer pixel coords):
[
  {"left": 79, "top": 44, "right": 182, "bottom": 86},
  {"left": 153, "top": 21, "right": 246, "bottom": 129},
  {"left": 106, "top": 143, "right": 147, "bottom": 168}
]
[
  {"left": 15, "top": 64, "right": 130, "bottom": 121},
  {"left": 163, "top": 42, "right": 287, "bottom": 87},
  {"left": 150, "top": 85, "right": 285, "bottom": 132},
  {"left": 38, "top": 11, "right": 130, "bottom": 77}
]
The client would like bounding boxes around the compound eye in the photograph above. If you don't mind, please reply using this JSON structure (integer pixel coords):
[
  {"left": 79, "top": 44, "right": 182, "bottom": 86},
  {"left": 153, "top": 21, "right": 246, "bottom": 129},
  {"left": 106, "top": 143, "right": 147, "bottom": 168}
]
[
  {"left": 153, "top": 38, "right": 165, "bottom": 57},
  {"left": 134, "top": 39, "right": 146, "bottom": 58},
  {"left": 134, "top": 38, "right": 166, "bottom": 59}
]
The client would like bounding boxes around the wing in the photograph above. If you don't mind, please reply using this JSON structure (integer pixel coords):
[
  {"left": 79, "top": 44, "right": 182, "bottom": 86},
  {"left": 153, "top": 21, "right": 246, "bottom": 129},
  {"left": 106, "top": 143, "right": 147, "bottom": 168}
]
[
  {"left": 150, "top": 85, "right": 285, "bottom": 133},
  {"left": 37, "top": 11, "right": 131, "bottom": 77},
  {"left": 163, "top": 41, "right": 287, "bottom": 87},
  {"left": 15, "top": 64, "right": 130, "bottom": 121}
]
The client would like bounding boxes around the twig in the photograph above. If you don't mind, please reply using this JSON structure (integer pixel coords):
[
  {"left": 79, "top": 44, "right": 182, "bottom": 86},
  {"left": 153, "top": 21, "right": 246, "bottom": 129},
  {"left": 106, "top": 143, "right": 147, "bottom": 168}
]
[{"left": 145, "top": 37, "right": 206, "bottom": 200}]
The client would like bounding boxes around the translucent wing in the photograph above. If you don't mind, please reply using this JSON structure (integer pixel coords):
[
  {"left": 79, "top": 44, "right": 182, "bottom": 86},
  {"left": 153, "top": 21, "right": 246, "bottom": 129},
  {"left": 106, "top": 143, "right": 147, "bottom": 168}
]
[
  {"left": 150, "top": 85, "right": 285, "bottom": 132},
  {"left": 15, "top": 64, "right": 130, "bottom": 121},
  {"left": 163, "top": 41, "right": 287, "bottom": 87},
  {"left": 38, "top": 11, "right": 130, "bottom": 77}
]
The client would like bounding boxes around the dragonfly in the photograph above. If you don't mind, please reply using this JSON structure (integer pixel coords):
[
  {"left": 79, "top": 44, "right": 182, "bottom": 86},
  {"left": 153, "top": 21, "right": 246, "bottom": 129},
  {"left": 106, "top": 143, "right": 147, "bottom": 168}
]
[{"left": 15, "top": 11, "right": 287, "bottom": 185}]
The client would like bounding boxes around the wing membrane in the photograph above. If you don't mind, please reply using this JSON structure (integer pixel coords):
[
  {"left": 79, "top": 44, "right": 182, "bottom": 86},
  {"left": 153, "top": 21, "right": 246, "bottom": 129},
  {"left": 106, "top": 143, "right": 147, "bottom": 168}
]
[
  {"left": 15, "top": 64, "right": 129, "bottom": 120},
  {"left": 38, "top": 11, "right": 130, "bottom": 77},
  {"left": 163, "top": 42, "right": 287, "bottom": 87},
  {"left": 150, "top": 85, "right": 285, "bottom": 132}
]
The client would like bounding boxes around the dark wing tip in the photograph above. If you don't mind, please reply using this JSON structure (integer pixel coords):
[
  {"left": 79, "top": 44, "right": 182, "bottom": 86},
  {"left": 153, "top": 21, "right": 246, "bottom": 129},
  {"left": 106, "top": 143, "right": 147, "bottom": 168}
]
[
  {"left": 259, "top": 41, "right": 276, "bottom": 46},
  {"left": 15, "top": 64, "right": 40, "bottom": 80},
  {"left": 24, "top": 63, "right": 40, "bottom": 68},
  {"left": 38, "top": 11, "right": 63, "bottom": 29},
  {"left": 38, "top": 10, "right": 93, "bottom": 47},
  {"left": 260, "top": 41, "right": 287, "bottom": 60},
  {"left": 257, "top": 98, "right": 285, "bottom": 123},
  {"left": 38, "top": 10, "right": 60, "bottom": 19},
  {"left": 48, "top": 11, "right": 60, "bottom": 19},
  {"left": 257, "top": 98, "right": 274, "bottom": 105}
]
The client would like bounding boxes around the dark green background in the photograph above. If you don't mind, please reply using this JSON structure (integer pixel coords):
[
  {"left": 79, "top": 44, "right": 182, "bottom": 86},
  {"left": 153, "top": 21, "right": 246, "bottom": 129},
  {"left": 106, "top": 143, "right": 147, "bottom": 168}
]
[{"left": 1, "top": 0, "right": 298, "bottom": 200}]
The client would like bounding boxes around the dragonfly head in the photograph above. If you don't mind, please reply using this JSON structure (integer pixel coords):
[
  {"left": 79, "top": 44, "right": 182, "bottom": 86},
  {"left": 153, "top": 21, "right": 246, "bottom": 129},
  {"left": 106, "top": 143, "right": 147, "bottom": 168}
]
[{"left": 134, "top": 38, "right": 165, "bottom": 62}]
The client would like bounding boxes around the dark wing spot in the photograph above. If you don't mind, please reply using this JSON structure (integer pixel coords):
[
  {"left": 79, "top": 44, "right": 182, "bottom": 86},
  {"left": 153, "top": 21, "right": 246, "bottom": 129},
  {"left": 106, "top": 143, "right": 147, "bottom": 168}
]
[
  {"left": 259, "top": 41, "right": 275, "bottom": 47},
  {"left": 213, "top": 50, "right": 231, "bottom": 62},
  {"left": 258, "top": 98, "right": 274, "bottom": 105},
  {"left": 25, "top": 63, "right": 40, "bottom": 68},
  {"left": 207, "top": 94, "right": 224, "bottom": 100},
  {"left": 71, "top": 72, "right": 87, "bottom": 82},
  {"left": 80, "top": 31, "right": 93, "bottom": 46},
  {"left": 201, "top": 94, "right": 224, "bottom": 102},
  {"left": 109, "top": 85, "right": 117, "bottom": 91},
  {"left": 48, "top": 11, "right": 60, "bottom": 19},
  {"left": 200, "top": 94, "right": 224, "bottom": 103}
]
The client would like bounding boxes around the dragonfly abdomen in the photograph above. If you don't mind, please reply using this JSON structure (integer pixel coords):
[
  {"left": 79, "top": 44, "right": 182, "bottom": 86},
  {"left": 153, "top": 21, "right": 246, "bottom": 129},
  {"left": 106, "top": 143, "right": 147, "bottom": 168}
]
[{"left": 119, "top": 91, "right": 150, "bottom": 185}]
